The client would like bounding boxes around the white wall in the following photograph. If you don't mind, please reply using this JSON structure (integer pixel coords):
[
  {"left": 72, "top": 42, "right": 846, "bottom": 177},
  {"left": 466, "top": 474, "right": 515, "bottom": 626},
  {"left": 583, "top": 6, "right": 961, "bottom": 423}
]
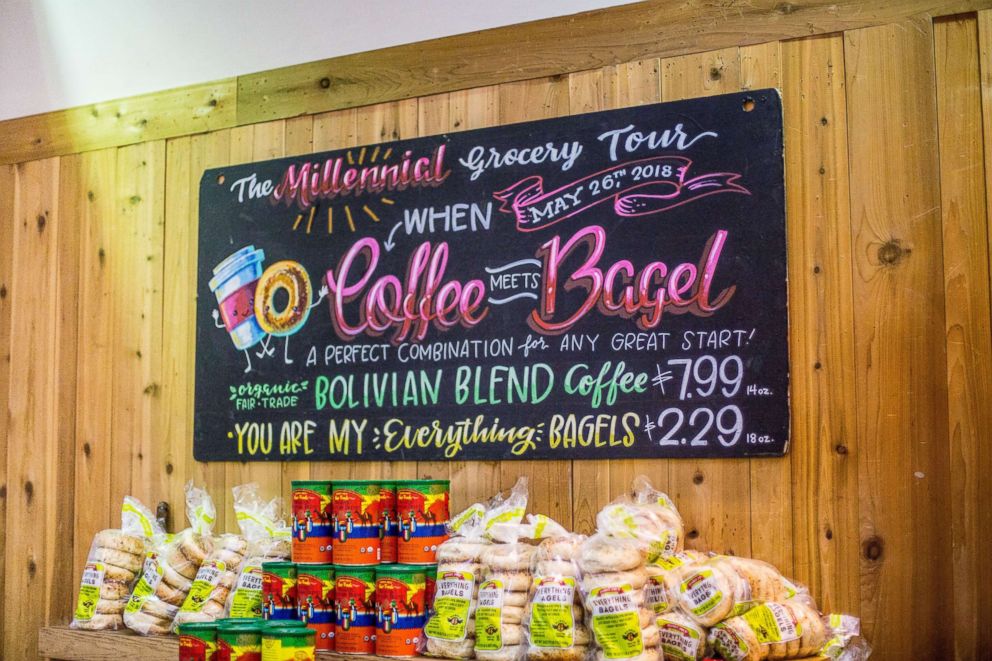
[{"left": 0, "top": 0, "right": 639, "bottom": 121}]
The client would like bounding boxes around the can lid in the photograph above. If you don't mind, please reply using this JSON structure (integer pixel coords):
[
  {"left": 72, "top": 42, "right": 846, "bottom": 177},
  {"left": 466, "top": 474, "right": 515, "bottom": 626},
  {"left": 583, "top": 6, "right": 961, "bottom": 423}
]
[
  {"left": 217, "top": 622, "right": 264, "bottom": 634},
  {"left": 375, "top": 565, "right": 430, "bottom": 577},
  {"left": 265, "top": 619, "right": 308, "bottom": 628},
  {"left": 331, "top": 565, "right": 377, "bottom": 575},
  {"left": 332, "top": 480, "right": 381, "bottom": 486},
  {"left": 265, "top": 625, "right": 316, "bottom": 639},
  {"left": 216, "top": 617, "right": 263, "bottom": 626},
  {"left": 379, "top": 481, "right": 397, "bottom": 489},
  {"left": 261, "top": 561, "right": 296, "bottom": 570},
  {"left": 177, "top": 622, "right": 220, "bottom": 634},
  {"left": 292, "top": 480, "right": 332, "bottom": 488},
  {"left": 396, "top": 479, "right": 450, "bottom": 487}
]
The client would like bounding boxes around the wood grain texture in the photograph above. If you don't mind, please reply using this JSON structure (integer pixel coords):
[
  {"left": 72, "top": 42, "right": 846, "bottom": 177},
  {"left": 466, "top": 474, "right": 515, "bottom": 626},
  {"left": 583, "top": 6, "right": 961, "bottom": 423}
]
[
  {"left": 2, "top": 158, "right": 64, "bottom": 660},
  {"left": 0, "top": 80, "right": 235, "bottom": 167},
  {"left": 845, "top": 17, "right": 953, "bottom": 656},
  {"left": 0, "top": 163, "right": 13, "bottom": 651},
  {"left": 661, "top": 47, "right": 752, "bottom": 557},
  {"left": 738, "top": 41, "right": 794, "bottom": 576},
  {"left": 779, "top": 34, "right": 861, "bottom": 614},
  {"left": 234, "top": 0, "right": 992, "bottom": 127},
  {"left": 935, "top": 14, "right": 992, "bottom": 658}
]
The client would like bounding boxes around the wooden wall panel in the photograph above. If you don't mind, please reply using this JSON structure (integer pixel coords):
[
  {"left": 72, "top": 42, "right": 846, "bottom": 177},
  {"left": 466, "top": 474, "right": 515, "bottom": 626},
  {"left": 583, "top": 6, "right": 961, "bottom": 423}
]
[
  {"left": 4, "top": 13, "right": 992, "bottom": 659},
  {"left": 935, "top": 14, "right": 992, "bottom": 658},
  {"left": 779, "top": 35, "right": 861, "bottom": 615},
  {"left": 845, "top": 17, "right": 953, "bottom": 656},
  {"left": 660, "top": 47, "right": 752, "bottom": 557}
]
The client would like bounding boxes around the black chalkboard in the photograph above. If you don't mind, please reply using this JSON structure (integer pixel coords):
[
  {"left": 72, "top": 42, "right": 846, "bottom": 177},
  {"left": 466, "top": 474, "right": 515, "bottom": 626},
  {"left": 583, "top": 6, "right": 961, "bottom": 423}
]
[{"left": 193, "top": 89, "right": 788, "bottom": 462}]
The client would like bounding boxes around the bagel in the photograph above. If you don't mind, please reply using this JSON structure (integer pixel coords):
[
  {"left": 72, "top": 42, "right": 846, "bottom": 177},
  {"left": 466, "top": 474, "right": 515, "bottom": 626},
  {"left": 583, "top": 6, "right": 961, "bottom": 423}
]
[
  {"left": 483, "top": 571, "right": 532, "bottom": 593},
  {"left": 74, "top": 613, "right": 124, "bottom": 631},
  {"left": 677, "top": 560, "right": 739, "bottom": 626},
  {"left": 219, "top": 534, "right": 248, "bottom": 555},
  {"left": 99, "top": 580, "right": 130, "bottom": 601},
  {"left": 482, "top": 544, "right": 535, "bottom": 572},
  {"left": 709, "top": 617, "right": 761, "bottom": 661},
  {"left": 92, "top": 547, "right": 143, "bottom": 573},
  {"left": 476, "top": 645, "right": 522, "bottom": 661},
  {"left": 641, "top": 625, "right": 659, "bottom": 648},
  {"left": 426, "top": 636, "right": 476, "bottom": 658},
  {"left": 503, "top": 590, "right": 529, "bottom": 608},
  {"left": 94, "top": 530, "right": 145, "bottom": 556},
  {"left": 95, "top": 599, "right": 125, "bottom": 615},
  {"left": 535, "top": 560, "right": 579, "bottom": 578},
  {"left": 179, "top": 534, "right": 211, "bottom": 566},
  {"left": 254, "top": 261, "right": 313, "bottom": 336},
  {"left": 536, "top": 537, "right": 584, "bottom": 562},
  {"left": 166, "top": 547, "right": 200, "bottom": 581},
  {"left": 125, "top": 609, "right": 173, "bottom": 636},
  {"left": 161, "top": 563, "right": 193, "bottom": 592},
  {"left": 142, "top": 598, "right": 179, "bottom": 621},
  {"left": 579, "top": 537, "right": 643, "bottom": 573},
  {"left": 438, "top": 540, "right": 490, "bottom": 563},
  {"left": 102, "top": 563, "right": 138, "bottom": 584},
  {"left": 155, "top": 579, "right": 188, "bottom": 607},
  {"left": 528, "top": 647, "right": 587, "bottom": 661},
  {"left": 213, "top": 549, "right": 244, "bottom": 572},
  {"left": 582, "top": 568, "right": 649, "bottom": 592}
]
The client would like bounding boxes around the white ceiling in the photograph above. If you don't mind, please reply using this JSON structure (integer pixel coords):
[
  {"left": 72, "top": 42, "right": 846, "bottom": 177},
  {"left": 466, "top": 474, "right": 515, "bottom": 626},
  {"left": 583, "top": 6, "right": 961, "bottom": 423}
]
[{"left": 0, "top": 0, "right": 640, "bottom": 121}]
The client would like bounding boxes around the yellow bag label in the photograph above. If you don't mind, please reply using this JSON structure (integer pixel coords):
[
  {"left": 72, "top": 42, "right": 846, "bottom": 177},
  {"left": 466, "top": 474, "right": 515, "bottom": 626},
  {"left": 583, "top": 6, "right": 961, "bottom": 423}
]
[
  {"left": 742, "top": 603, "right": 800, "bottom": 644},
  {"left": 529, "top": 577, "right": 575, "bottom": 649},
  {"left": 181, "top": 559, "right": 227, "bottom": 613},
  {"left": 125, "top": 554, "right": 163, "bottom": 614},
  {"left": 679, "top": 569, "right": 723, "bottom": 616},
  {"left": 475, "top": 579, "right": 504, "bottom": 651},
  {"left": 657, "top": 617, "right": 702, "bottom": 661},
  {"left": 588, "top": 585, "right": 642, "bottom": 659},
  {"left": 425, "top": 571, "right": 474, "bottom": 642},
  {"left": 74, "top": 562, "right": 105, "bottom": 621},
  {"left": 230, "top": 564, "right": 264, "bottom": 618}
]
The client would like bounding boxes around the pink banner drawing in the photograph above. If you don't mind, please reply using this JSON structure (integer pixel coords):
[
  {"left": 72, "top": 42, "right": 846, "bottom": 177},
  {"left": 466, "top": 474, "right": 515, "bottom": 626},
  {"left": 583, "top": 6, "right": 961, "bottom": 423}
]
[{"left": 493, "top": 156, "right": 749, "bottom": 232}]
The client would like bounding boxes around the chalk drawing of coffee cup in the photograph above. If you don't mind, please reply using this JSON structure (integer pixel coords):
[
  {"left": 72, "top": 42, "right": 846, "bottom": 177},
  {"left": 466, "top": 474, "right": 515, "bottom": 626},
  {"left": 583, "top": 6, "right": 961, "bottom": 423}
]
[{"left": 209, "top": 245, "right": 267, "bottom": 350}]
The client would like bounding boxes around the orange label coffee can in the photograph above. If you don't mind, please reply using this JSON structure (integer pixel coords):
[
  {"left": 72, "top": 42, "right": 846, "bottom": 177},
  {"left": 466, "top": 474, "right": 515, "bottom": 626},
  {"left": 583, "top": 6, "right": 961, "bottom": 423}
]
[
  {"left": 291, "top": 481, "right": 333, "bottom": 564},
  {"left": 375, "top": 565, "right": 427, "bottom": 657},
  {"left": 331, "top": 481, "right": 381, "bottom": 566},
  {"left": 379, "top": 482, "right": 398, "bottom": 564},
  {"left": 396, "top": 480, "right": 449, "bottom": 564},
  {"left": 334, "top": 567, "right": 377, "bottom": 654}
]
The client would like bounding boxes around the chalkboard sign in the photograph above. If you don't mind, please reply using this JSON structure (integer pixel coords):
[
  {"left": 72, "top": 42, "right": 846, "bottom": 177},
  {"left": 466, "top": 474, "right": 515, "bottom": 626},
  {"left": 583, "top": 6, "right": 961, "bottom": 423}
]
[{"left": 193, "top": 89, "right": 788, "bottom": 462}]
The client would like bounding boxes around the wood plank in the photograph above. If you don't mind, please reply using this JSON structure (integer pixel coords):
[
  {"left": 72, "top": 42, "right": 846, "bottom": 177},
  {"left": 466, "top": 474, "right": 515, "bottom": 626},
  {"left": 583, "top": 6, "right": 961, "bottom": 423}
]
[
  {"left": 185, "top": 130, "right": 232, "bottom": 532},
  {"left": 935, "top": 14, "right": 992, "bottom": 659},
  {"left": 661, "top": 47, "right": 752, "bottom": 557},
  {"left": 497, "top": 77, "right": 573, "bottom": 527},
  {"left": 71, "top": 150, "right": 118, "bottom": 565},
  {"left": 3, "top": 158, "right": 61, "bottom": 660},
  {"left": 0, "top": 79, "right": 235, "bottom": 166},
  {"left": 780, "top": 34, "right": 861, "bottom": 614},
  {"left": 234, "top": 0, "right": 992, "bottom": 127},
  {"left": 38, "top": 625, "right": 833, "bottom": 661},
  {"left": 445, "top": 86, "right": 503, "bottom": 511},
  {"left": 844, "top": 17, "right": 953, "bottom": 656},
  {"left": 739, "top": 41, "right": 794, "bottom": 576},
  {"left": 0, "top": 163, "right": 13, "bottom": 650},
  {"left": 109, "top": 142, "right": 166, "bottom": 511}
]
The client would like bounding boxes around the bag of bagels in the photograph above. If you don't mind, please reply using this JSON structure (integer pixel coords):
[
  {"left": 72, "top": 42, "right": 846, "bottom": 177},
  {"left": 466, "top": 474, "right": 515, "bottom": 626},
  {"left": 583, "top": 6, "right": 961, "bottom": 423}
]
[
  {"left": 123, "top": 481, "right": 217, "bottom": 635},
  {"left": 817, "top": 614, "right": 871, "bottom": 660},
  {"left": 70, "top": 496, "right": 164, "bottom": 631},
  {"left": 522, "top": 517, "right": 590, "bottom": 661},
  {"left": 644, "top": 550, "right": 707, "bottom": 617},
  {"left": 424, "top": 478, "right": 528, "bottom": 659},
  {"left": 173, "top": 531, "right": 248, "bottom": 627},
  {"left": 706, "top": 600, "right": 856, "bottom": 661},
  {"left": 225, "top": 483, "right": 292, "bottom": 619},
  {"left": 675, "top": 555, "right": 806, "bottom": 628},
  {"left": 654, "top": 609, "right": 708, "bottom": 661},
  {"left": 596, "top": 476, "right": 684, "bottom": 563}
]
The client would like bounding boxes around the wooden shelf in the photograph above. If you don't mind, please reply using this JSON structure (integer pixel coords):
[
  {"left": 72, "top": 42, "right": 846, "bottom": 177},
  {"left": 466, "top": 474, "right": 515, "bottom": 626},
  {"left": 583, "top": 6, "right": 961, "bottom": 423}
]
[
  {"left": 40, "top": 626, "right": 831, "bottom": 661},
  {"left": 40, "top": 626, "right": 401, "bottom": 661}
]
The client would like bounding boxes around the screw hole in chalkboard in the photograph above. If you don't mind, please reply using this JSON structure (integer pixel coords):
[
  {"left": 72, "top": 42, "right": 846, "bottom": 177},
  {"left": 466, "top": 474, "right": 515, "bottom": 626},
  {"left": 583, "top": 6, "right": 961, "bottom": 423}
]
[
  {"left": 742, "top": 97, "right": 755, "bottom": 112},
  {"left": 217, "top": 174, "right": 225, "bottom": 185}
]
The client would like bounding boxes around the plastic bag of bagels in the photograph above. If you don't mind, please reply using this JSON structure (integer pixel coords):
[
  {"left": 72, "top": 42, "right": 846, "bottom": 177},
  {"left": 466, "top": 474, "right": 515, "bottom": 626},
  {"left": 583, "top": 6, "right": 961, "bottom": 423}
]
[
  {"left": 173, "top": 530, "right": 249, "bottom": 627},
  {"left": 423, "top": 477, "right": 528, "bottom": 660},
  {"left": 707, "top": 601, "right": 869, "bottom": 661},
  {"left": 224, "top": 483, "right": 292, "bottom": 619},
  {"left": 675, "top": 555, "right": 806, "bottom": 628},
  {"left": 644, "top": 550, "right": 707, "bottom": 617},
  {"left": 521, "top": 516, "right": 590, "bottom": 661},
  {"left": 123, "top": 482, "right": 217, "bottom": 635},
  {"left": 654, "top": 609, "right": 708, "bottom": 661},
  {"left": 70, "top": 496, "right": 164, "bottom": 631},
  {"left": 596, "top": 476, "right": 684, "bottom": 563}
]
